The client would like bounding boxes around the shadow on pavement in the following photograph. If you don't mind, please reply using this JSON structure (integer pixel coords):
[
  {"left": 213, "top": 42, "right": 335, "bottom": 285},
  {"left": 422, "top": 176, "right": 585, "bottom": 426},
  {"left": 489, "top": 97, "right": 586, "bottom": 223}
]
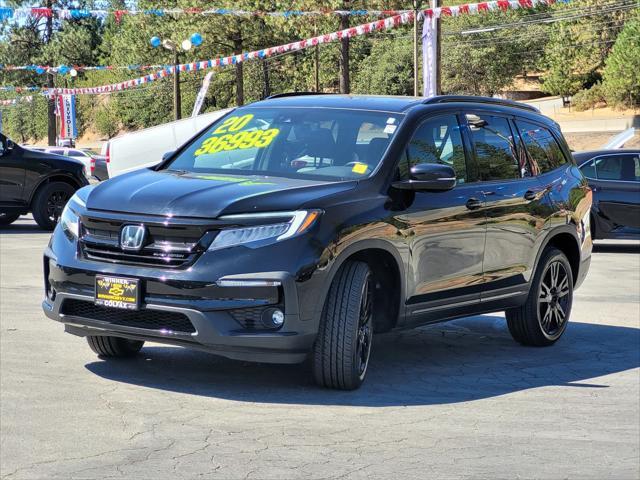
[
  {"left": 593, "top": 242, "right": 640, "bottom": 254},
  {"left": 0, "top": 219, "right": 46, "bottom": 235},
  {"left": 85, "top": 315, "right": 640, "bottom": 406}
]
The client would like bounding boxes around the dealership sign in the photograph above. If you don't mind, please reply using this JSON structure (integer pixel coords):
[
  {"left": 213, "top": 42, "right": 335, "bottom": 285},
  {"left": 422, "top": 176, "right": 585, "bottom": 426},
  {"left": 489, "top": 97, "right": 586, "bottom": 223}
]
[{"left": 57, "top": 94, "right": 77, "bottom": 139}]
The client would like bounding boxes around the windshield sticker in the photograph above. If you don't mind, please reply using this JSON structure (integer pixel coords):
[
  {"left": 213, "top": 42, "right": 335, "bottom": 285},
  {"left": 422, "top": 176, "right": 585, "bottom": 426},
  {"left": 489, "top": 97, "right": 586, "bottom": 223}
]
[
  {"left": 351, "top": 163, "right": 368, "bottom": 174},
  {"left": 194, "top": 128, "right": 281, "bottom": 156},
  {"left": 384, "top": 124, "right": 397, "bottom": 134},
  {"left": 386, "top": 117, "right": 396, "bottom": 124}
]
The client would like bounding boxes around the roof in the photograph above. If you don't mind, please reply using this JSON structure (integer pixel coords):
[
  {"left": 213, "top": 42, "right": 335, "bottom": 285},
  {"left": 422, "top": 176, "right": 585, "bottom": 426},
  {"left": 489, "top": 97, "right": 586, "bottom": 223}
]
[
  {"left": 573, "top": 149, "right": 640, "bottom": 165},
  {"left": 252, "top": 94, "right": 424, "bottom": 113}
]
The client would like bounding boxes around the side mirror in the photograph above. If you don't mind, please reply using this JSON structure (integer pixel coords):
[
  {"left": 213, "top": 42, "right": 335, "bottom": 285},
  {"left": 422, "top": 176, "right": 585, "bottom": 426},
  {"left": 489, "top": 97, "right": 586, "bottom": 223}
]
[
  {"left": 162, "top": 150, "right": 175, "bottom": 162},
  {"left": 392, "top": 163, "right": 457, "bottom": 191},
  {"left": 6, "top": 139, "right": 15, "bottom": 150}
]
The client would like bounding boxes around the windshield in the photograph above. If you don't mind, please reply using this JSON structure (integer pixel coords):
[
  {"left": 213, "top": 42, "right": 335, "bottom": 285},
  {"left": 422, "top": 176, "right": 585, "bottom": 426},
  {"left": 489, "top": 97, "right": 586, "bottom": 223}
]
[{"left": 164, "top": 107, "right": 403, "bottom": 181}]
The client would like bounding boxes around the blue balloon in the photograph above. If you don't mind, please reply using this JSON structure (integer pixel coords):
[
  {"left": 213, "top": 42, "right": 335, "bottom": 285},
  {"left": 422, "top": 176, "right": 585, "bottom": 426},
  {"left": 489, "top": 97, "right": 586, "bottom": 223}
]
[
  {"left": 36, "top": 66, "right": 45, "bottom": 74},
  {"left": 150, "top": 36, "right": 161, "bottom": 48},
  {"left": 58, "top": 65, "right": 69, "bottom": 75},
  {"left": 190, "top": 33, "right": 202, "bottom": 47}
]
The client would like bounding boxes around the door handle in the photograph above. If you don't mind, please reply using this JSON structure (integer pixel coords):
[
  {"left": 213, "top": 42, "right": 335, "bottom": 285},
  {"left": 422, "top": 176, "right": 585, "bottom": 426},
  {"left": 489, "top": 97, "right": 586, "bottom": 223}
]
[{"left": 466, "top": 197, "right": 483, "bottom": 210}]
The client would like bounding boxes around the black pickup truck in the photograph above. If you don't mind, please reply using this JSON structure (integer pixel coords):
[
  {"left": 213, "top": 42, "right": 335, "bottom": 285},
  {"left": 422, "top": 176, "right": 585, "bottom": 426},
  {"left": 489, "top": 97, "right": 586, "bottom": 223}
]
[{"left": 0, "top": 133, "right": 88, "bottom": 230}]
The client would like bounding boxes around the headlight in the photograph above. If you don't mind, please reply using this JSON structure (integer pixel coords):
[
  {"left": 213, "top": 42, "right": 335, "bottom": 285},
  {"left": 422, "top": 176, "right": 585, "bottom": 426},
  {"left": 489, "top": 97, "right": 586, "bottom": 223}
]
[
  {"left": 209, "top": 210, "right": 321, "bottom": 251},
  {"left": 60, "top": 193, "right": 85, "bottom": 238}
]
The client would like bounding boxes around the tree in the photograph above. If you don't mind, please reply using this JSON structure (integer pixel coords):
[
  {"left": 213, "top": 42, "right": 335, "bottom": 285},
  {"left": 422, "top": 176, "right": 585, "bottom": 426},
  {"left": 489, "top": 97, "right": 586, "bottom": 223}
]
[
  {"left": 602, "top": 14, "right": 640, "bottom": 108},
  {"left": 352, "top": 37, "right": 414, "bottom": 96}
]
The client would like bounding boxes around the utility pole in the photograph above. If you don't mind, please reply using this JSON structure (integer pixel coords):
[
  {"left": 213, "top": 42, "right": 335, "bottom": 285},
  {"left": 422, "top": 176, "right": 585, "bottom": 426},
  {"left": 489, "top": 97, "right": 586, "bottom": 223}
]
[
  {"left": 413, "top": 0, "right": 420, "bottom": 96},
  {"left": 173, "top": 49, "right": 181, "bottom": 120},
  {"left": 339, "top": 1, "right": 350, "bottom": 94},
  {"left": 45, "top": 0, "right": 56, "bottom": 146},
  {"left": 433, "top": 0, "right": 442, "bottom": 95},
  {"left": 234, "top": 26, "right": 244, "bottom": 106},
  {"left": 314, "top": 23, "right": 320, "bottom": 92}
]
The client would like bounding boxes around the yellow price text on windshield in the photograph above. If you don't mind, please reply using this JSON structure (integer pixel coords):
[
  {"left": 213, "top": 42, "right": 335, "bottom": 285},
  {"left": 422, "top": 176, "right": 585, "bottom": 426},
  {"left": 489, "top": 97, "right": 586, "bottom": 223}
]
[
  {"left": 194, "top": 128, "right": 280, "bottom": 156},
  {"left": 212, "top": 114, "right": 254, "bottom": 134}
]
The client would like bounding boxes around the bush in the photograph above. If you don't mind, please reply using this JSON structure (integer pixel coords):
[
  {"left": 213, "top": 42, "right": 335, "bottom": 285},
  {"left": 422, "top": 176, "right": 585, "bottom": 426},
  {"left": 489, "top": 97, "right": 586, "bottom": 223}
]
[{"left": 571, "top": 84, "right": 606, "bottom": 111}]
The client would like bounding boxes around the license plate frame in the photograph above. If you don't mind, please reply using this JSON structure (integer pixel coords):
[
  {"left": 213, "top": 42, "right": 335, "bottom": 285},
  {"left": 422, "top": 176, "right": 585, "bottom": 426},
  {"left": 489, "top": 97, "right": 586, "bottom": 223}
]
[{"left": 95, "top": 275, "right": 140, "bottom": 310}]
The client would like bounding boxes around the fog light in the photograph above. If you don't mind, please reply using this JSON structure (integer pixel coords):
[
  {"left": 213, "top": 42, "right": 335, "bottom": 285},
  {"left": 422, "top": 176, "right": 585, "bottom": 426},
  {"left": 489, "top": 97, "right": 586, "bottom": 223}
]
[
  {"left": 262, "top": 308, "right": 285, "bottom": 329},
  {"left": 272, "top": 309, "right": 285, "bottom": 327}
]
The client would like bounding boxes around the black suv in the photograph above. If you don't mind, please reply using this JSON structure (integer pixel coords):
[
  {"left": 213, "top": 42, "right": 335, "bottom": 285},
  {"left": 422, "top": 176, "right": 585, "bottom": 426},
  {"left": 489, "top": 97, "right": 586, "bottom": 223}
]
[
  {"left": 42, "top": 95, "right": 592, "bottom": 390},
  {"left": 0, "top": 133, "right": 88, "bottom": 229}
]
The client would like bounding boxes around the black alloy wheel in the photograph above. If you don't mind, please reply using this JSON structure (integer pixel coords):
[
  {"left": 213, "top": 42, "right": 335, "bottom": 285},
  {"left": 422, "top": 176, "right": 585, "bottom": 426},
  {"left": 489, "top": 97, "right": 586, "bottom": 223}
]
[
  {"left": 312, "top": 260, "right": 375, "bottom": 390},
  {"left": 506, "top": 247, "right": 573, "bottom": 346},
  {"left": 32, "top": 182, "right": 75, "bottom": 230},
  {"left": 538, "top": 260, "right": 571, "bottom": 339},
  {"left": 356, "top": 273, "right": 374, "bottom": 380},
  {"left": 46, "top": 189, "right": 71, "bottom": 224}
]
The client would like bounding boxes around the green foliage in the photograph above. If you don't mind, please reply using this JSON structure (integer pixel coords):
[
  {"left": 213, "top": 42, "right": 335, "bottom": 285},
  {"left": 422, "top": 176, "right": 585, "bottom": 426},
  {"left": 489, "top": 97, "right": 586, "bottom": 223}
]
[
  {"left": 602, "top": 14, "right": 640, "bottom": 108},
  {"left": 94, "top": 101, "right": 120, "bottom": 138},
  {"left": 352, "top": 37, "right": 414, "bottom": 96},
  {"left": 1, "top": 0, "right": 639, "bottom": 142},
  {"left": 571, "top": 83, "right": 606, "bottom": 111}
]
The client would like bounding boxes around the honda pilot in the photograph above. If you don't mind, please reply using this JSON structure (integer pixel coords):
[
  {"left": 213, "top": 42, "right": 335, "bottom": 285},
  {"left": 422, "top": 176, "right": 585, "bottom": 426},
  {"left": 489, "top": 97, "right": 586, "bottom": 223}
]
[{"left": 43, "top": 94, "right": 592, "bottom": 390}]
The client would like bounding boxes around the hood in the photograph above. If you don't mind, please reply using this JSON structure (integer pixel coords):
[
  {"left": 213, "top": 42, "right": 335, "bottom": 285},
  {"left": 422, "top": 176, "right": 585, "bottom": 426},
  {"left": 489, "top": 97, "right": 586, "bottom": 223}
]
[
  {"left": 85, "top": 169, "right": 357, "bottom": 218},
  {"left": 22, "top": 147, "right": 85, "bottom": 169}
]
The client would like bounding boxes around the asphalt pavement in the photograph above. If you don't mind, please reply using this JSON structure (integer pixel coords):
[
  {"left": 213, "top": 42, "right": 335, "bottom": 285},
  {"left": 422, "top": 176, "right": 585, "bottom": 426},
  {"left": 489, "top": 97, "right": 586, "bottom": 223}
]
[{"left": 1, "top": 216, "right": 639, "bottom": 480}]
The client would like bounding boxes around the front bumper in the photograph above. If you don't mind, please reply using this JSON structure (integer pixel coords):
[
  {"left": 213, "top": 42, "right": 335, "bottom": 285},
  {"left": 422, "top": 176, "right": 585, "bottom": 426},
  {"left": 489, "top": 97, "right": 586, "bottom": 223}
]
[{"left": 42, "top": 231, "right": 325, "bottom": 364}]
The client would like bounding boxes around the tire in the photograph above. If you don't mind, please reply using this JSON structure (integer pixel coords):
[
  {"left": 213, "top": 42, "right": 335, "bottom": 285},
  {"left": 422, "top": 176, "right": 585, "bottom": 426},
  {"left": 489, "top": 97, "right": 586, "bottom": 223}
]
[
  {"left": 312, "top": 261, "right": 374, "bottom": 390},
  {"left": 0, "top": 213, "right": 20, "bottom": 226},
  {"left": 506, "top": 247, "right": 573, "bottom": 346},
  {"left": 87, "top": 336, "right": 144, "bottom": 358},
  {"left": 32, "top": 181, "right": 75, "bottom": 231}
]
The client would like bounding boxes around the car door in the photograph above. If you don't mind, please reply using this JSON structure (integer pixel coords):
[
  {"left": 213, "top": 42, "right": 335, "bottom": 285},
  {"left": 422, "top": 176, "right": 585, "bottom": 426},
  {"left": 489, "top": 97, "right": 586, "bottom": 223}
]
[
  {"left": 0, "top": 134, "right": 26, "bottom": 205},
  {"left": 585, "top": 153, "right": 640, "bottom": 232},
  {"left": 390, "top": 112, "right": 487, "bottom": 319},
  {"left": 464, "top": 112, "right": 553, "bottom": 298}
]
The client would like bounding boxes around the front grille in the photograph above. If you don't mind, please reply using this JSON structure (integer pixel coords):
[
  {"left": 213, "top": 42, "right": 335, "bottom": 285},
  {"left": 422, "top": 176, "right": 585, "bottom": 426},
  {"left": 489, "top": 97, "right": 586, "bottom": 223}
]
[
  {"left": 61, "top": 299, "right": 195, "bottom": 334},
  {"left": 230, "top": 305, "right": 284, "bottom": 330},
  {"left": 79, "top": 215, "right": 215, "bottom": 268}
]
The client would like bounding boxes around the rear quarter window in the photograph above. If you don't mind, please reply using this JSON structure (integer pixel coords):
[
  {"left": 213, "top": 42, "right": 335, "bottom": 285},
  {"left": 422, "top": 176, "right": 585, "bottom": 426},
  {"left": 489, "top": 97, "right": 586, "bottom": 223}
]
[{"left": 516, "top": 120, "right": 568, "bottom": 175}]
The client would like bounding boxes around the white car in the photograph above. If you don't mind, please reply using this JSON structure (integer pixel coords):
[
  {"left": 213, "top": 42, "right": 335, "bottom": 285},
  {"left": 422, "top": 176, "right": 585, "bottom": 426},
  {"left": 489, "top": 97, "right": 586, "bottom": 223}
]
[
  {"left": 38, "top": 147, "right": 93, "bottom": 174},
  {"left": 107, "top": 109, "right": 232, "bottom": 177}
]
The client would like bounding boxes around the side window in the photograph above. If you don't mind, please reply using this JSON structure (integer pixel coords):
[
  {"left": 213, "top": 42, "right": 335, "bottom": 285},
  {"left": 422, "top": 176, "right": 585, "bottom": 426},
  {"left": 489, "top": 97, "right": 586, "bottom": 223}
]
[
  {"left": 400, "top": 115, "right": 467, "bottom": 182},
  {"left": 516, "top": 120, "right": 568, "bottom": 175},
  {"left": 467, "top": 114, "right": 519, "bottom": 181},
  {"left": 580, "top": 159, "right": 596, "bottom": 179},
  {"left": 594, "top": 155, "right": 640, "bottom": 181}
]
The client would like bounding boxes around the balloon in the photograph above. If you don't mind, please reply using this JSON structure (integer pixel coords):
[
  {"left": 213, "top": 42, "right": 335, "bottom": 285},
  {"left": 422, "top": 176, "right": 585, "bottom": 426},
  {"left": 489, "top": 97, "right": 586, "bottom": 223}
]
[
  {"left": 35, "top": 67, "right": 45, "bottom": 74},
  {"left": 190, "top": 33, "right": 202, "bottom": 47},
  {"left": 181, "top": 39, "right": 192, "bottom": 51},
  {"left": 58, "top": 65, "right": 69, "bottom": 75},
  {"left": 150, "top": 36, "right": 161, "bottom": 48},
  {"left": 70, "top": 68, "right": 78, "bottom": 77}
]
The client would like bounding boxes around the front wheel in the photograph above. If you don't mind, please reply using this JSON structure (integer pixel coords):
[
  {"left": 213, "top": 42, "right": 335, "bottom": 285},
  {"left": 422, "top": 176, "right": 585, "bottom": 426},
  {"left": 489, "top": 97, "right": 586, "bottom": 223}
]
[
  {"left": 506, "top": 247, "right": 573, "bottom": 346},
  {"left": 32, "top": 181, "right": 75, "bottom": 231},
  {"left": 311, "top": 261, "right": 374, "bottom": 390},
  {"left": 87, "top": 336, "right": 144, "bottom": 357}
]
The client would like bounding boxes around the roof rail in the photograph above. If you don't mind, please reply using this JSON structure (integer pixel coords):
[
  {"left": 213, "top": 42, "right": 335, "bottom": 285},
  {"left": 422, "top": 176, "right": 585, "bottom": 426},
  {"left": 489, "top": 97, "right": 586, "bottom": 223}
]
[
  {"left": 266, "top": 92, "right": 332, "bottom": 100},
  {"left": 422, "top": 95, "right": 539, "bottom": 113}
]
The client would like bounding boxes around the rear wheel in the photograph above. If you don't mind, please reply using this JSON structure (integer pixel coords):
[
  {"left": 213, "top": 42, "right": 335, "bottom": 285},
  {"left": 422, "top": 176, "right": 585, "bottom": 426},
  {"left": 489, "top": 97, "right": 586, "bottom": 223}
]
[
  {"left": 506, "top": 247, "right": 573, "bottom": 346},
  {"left": 312, "top": 261, "right": 374, "bottom": 390},
  {"left": 87, "top": 336, "right": 144, "bottom": 357},
  {"left": 32, "top": 181, "right": 75, "bottom": 231},
  {"left": 0, "top": 213, "right": 20, "bottom": 226}
]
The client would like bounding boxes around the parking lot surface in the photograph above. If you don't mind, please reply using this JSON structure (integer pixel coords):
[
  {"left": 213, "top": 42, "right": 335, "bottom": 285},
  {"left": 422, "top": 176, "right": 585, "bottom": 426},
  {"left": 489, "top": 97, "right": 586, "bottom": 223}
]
[{"left": 1, "top": 216, "right": 639, "bottom": 480}]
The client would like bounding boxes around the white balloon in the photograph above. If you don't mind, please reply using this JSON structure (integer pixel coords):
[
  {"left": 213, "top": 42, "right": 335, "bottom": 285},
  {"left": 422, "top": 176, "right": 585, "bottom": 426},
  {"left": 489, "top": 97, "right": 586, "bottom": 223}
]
[
  {"left": 69, "top": 68, "right": 78, "bottom": 77},
  {"left": 181, "top": 39, "right": 192, "bottom": 51}
]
